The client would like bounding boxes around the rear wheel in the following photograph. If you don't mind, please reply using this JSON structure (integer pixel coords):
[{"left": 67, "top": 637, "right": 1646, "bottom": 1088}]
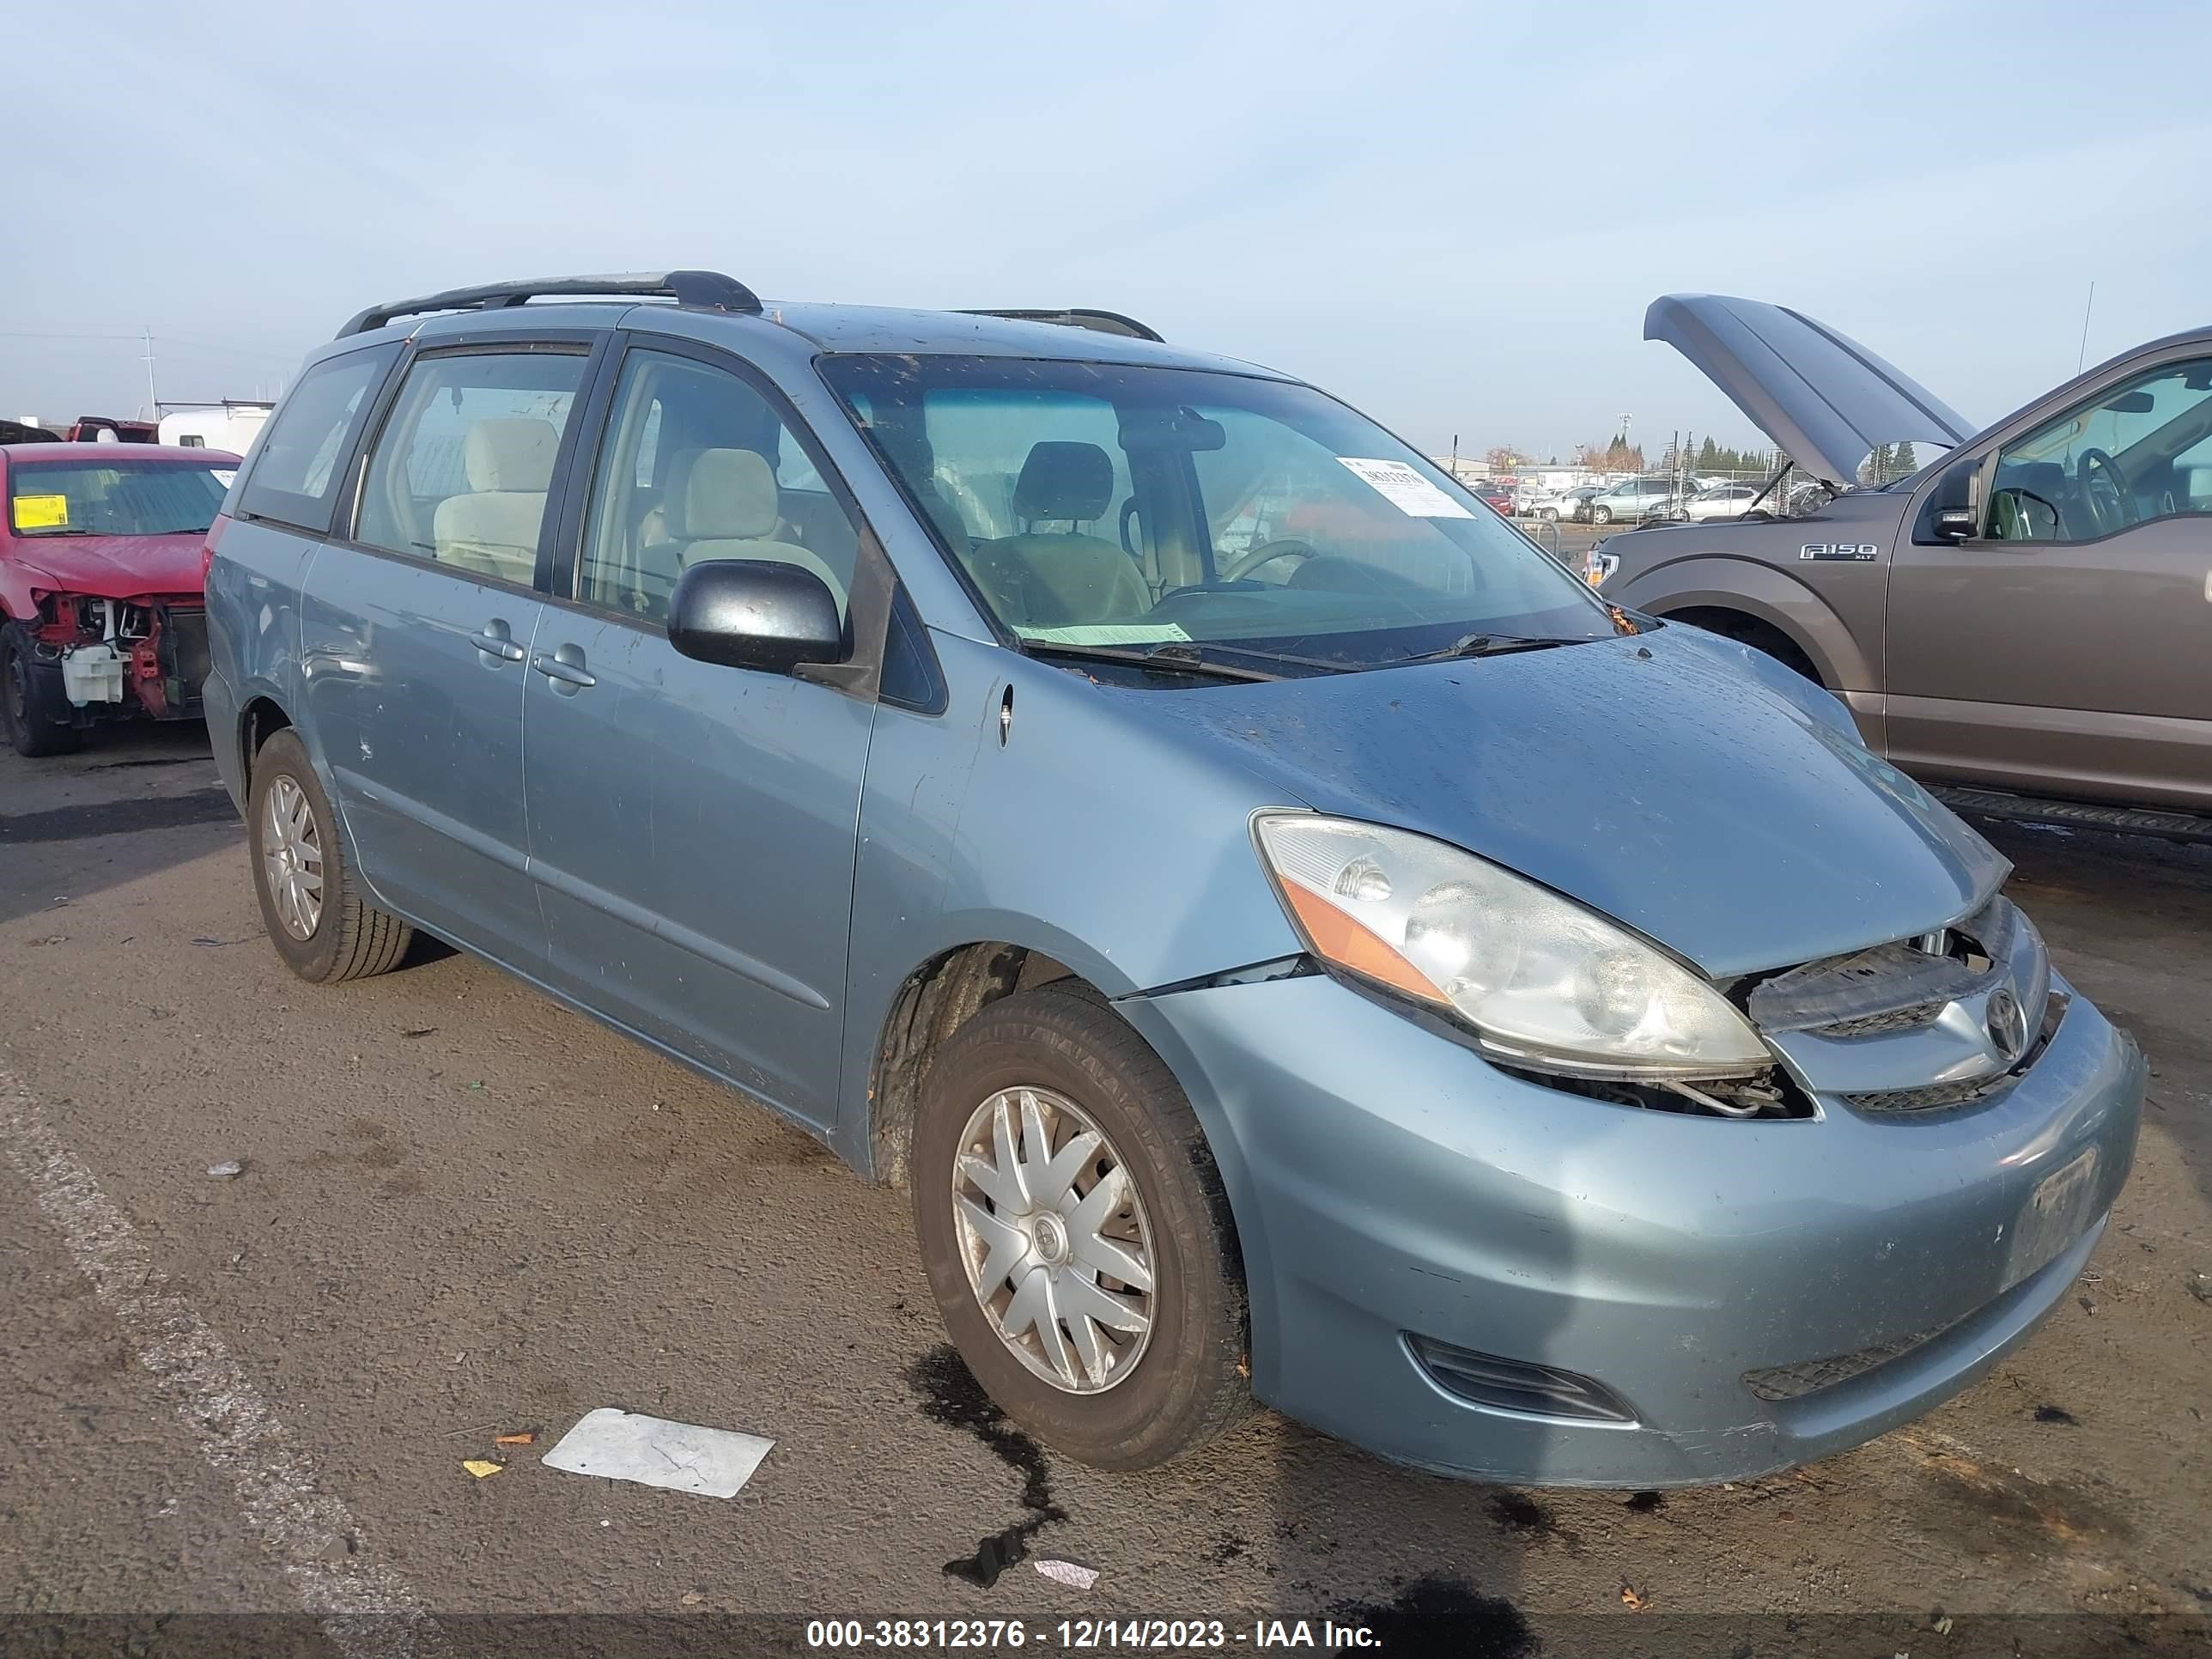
[
  {"left": 0, "top": 621, "right": 82, "bottom": 757},
  {"left": 1540, "top": 507, "right": 1559, "bottom": 522},
  {"left": 247, "top": 729, "right": 413, "bottom": 982},
  {"left": 912, "top": 985, "right": 1250, "bottom": 1470}
]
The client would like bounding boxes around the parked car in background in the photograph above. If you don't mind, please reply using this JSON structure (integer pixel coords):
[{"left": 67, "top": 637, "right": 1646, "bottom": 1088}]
[
  {"left": 1553, "top": 483, "right": 1604, "bottom": 522},
  {"left": 1, "top": 442, "right": 238, "bottom": 755},
  {"left": 1474, "top": 479, "right": 1516, "bottom": 516},
  {"left": 1586, "top": 476, "right": 1686, "bottom": 524},
  {"left": 1596, "top": 291, "right": 2212, "bottom": 831},
  {"left": 1681, "top": 482, "right": 1762, "bottom": 520},
  {"left": 205, "top": 271, "right": 2139, "bottom": 1492}
]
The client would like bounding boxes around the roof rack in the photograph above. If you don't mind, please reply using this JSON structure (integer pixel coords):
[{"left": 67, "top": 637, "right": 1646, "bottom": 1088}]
[
  {"left": 958, "top": 308, "right": 1164, "bottom": 343},
  {"left": 337, "top": 270, "right": 763, "bottom": 338}
]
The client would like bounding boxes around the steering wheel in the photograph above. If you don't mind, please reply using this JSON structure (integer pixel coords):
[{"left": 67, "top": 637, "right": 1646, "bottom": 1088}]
[
  {"left": 1221, "top": 538, "right": 1319, "bottom": 584},
  {"left": 2077, "top": 447, "right": 2130, "bottom": 535}
]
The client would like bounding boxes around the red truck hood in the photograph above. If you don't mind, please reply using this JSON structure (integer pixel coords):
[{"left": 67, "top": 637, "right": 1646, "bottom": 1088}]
[{"left": 9, "top": 531, "right": 206, "bottom": 600}]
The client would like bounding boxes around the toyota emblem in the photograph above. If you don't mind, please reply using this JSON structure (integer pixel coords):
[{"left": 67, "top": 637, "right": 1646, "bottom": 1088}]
[{"left": 1986, "top": 988, "right": 2028, "bottom": 1063}]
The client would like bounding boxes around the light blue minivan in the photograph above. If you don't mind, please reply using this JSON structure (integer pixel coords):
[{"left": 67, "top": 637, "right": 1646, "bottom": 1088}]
[{"left": 203, "top": 273, "right": 2142, "bottom": 1487}]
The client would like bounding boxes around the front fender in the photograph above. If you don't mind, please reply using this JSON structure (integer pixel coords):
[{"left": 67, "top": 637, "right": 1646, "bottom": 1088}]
[{"left": 1613, "top": 552, "right": 1876, "bottom": 695}]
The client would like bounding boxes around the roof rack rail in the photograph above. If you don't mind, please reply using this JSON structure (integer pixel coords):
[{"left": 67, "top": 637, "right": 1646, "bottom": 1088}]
[
  {"left": 337, "top": 270, "right": 763, "bottom": 338},
  {"left": 958, "top": 308, "right": 1164, "bottom": 343}
]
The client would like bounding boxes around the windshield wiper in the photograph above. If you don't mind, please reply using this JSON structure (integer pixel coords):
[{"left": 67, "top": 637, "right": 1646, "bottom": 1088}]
[
  {"left": 1389, "top": 631, "right": 1591, "bottom": 666},
  {"left": 1021, "top": 640, "right": 1339, "bottom": 683}
]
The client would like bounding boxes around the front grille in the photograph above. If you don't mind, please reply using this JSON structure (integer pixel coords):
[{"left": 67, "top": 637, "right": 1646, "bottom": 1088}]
[
  {"left": 1845, "top": 991, "right": 2068, "bottom": 1117},
  {"left": 1747, "top": 896, "right": 2054, "bottom": 1119},
  {"left": 1808, "top": 998, "right": 1945, "bottom": 1038}
]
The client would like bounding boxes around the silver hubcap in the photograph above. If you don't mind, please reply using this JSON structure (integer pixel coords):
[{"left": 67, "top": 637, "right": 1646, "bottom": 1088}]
[
  {"left": 951, "top": 1086, "right": 1156, "bottom": 1395},
  {"left": 261, "top": 775, "right": 325, "bottom": 940}
]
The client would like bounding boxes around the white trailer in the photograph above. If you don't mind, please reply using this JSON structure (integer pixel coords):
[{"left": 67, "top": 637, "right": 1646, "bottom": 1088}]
[{"left": 157, "top": 402, "right": 272, "bottom": 453}]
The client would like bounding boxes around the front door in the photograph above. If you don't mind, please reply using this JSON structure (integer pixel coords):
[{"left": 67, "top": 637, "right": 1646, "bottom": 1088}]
[
  {"left": 522, "top": 342, "right": 878, "bottom": 1127},
  {"left": 1887, "top": 350, "right": 2212, "bottom": 811},
  {"left": 301, "top": 342, "right": 594, "bottom": 972}
]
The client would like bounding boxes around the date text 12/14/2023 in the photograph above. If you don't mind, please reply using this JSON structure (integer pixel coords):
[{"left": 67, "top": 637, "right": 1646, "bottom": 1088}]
[{"left": 806, "top": 1618, "right": 1381, "bottom": 1650}]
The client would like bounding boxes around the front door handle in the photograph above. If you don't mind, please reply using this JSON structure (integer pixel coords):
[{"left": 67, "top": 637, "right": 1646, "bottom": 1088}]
[
  {"left": 467, "top": 619, "right": 527, "bottom": 663},
  {"left": 531, "top": 643, "right": 596, "bottom": 692}
]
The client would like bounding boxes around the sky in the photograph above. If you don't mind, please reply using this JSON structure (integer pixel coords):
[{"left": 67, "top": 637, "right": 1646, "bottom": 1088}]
[{"left": 9, "top": 0, "right": 2211, "bottom": 461}]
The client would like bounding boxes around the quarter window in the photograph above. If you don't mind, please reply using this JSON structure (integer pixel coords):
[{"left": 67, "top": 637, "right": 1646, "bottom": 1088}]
[
  {"left": 577, "top": 349, "right": 861, "bottom": 624},
  {"left": 353, "top": 350, "right": 588, "bottom": 586},
  {"left": 1988, "top": 357, "right": 2212, "bottom": 542},
  {"left": 236, "top": 345, "right": 398, "bottom": 533}
]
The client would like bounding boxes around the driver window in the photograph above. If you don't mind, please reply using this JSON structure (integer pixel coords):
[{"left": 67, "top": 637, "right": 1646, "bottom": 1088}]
[{"left": 1989, "top": 357, "right": 2212, "bottom": 543}]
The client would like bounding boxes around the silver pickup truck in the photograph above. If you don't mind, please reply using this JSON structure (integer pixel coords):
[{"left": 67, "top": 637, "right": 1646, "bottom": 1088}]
[{"left": 1591, "top": 293, "right": 2212, "bottom": 837}]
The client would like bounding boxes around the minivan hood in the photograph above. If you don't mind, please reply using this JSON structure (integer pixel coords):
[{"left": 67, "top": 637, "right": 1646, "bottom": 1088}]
[
  {"left": 1644, "top": 294, "right": 1974, "bottom": 489},
  {"left": 1152, "top": 628, "right": 2007, "bottom": 979}
]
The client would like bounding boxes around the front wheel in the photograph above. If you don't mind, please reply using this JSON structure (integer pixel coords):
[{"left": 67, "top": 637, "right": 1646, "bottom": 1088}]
[
  {"left": 912, "top": 985, "right": 1250, "bottom": 1470},
  {"left": 247, "top": 729, "right": 414, "bottom": 982},
  {"left": 1, "top": 622, "right": 82, "bottom": 757},
  {"left": 1590, "top": 505, "right": 1613, "bottom": 525}
]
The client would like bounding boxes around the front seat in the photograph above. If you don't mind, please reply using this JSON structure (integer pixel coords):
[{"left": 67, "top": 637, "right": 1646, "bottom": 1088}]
[
  {"left": 433, "top": 418, "right": 561, "bottom": 584},
  {"left": 652, "top": 447, "right": 846, "bottom": 611},
  {"left": 974, "top": 441, "right": 1149, "bottom": 627}
]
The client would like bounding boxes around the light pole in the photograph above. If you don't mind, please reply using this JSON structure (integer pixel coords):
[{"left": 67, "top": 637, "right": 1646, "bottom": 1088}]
[{"left": 141, "top": 326, "right": 160, "bottom": 423}]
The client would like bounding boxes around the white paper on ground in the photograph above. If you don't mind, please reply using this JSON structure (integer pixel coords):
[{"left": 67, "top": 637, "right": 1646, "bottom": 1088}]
[
  {"left": 542, "top": 1407, "right": 774, "bottom": 1499},
  {"left": 1334, "top": 456, "right": 1474, "bottom": 518},
  {"left": 1035, "top": 1559, "right": 1101, "bottom": 1590}
]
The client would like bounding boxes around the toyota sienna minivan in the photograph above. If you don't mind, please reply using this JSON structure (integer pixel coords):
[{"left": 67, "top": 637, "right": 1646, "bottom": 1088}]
[{"left": 202, "top": 272, "right": 2142, "bottom": 1486}]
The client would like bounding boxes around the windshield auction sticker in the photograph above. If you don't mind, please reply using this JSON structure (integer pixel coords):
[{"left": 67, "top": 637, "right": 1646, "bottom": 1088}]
[
  {"left": 13, "top": 494, "right": 69, "bottom": 529},
  {"left": 1335, "top": 457, "right": 1474, "bottom": 518}
]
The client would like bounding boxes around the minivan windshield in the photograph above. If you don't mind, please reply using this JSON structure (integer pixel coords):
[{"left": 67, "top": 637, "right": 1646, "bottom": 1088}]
[
  {"left": 820, "top": 356, "right": 1620, "bottom": 672},
  {"left": 8, "top": 459, "right": 234, "bottom": 538}
]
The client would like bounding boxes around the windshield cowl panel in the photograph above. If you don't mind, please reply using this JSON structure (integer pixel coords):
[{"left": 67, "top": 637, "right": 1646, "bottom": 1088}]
[{"left": 818, "top": 354, "right": 1618, "bottom": 674}]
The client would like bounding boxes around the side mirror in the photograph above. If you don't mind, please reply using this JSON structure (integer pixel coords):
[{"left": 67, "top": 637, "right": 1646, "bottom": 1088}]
[
  {"left": 1932, "top": 506, "right": 1978, "bottom": 543},
  {"left": 668, "top": 559, "right": 845, "bottom": 674}
]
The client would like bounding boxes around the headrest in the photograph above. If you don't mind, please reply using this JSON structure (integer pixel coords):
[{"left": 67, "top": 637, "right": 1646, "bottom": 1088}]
[
  {"left": 463, "top": 418, "right": 561, "bottom": 492},
  {"left": 1013, "top": 441, "right": 1114, "bottom": 523},
  {"left": 675, "top": 447, "right": 781, "bottom": 541}
]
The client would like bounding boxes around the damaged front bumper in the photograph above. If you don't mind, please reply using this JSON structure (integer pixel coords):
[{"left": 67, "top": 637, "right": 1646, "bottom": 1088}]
[
  {"left": 1120, "top": 966, "right": 2142, "bottom": 1488},
  {"left": 27, "top": 593, "right": 210, "bottom": 725}
]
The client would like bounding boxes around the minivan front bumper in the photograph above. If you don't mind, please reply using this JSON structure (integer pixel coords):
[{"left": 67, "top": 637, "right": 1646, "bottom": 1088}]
[{"left": 1125, "top": 968, "right": 2142, "bottom": 1488}]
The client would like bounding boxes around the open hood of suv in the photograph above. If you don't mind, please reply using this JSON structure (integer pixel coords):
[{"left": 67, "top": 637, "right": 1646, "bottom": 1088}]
[{"left": 1644, "top": 294, "right": 1973, "bottom": 489}]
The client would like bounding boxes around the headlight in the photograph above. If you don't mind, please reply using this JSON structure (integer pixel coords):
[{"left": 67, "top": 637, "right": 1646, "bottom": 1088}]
[
  {"left": 1583, "top": 546, "right": 1618, "bottom": 586},
  {"left": 1252, "top": 813, "right": 1769, "bottom": 1079}
]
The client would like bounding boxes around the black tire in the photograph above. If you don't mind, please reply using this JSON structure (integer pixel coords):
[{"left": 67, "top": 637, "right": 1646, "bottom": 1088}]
[
  {"left": 246, "top": 729, "right": 413, "bottom": 982},
  {"left": 913, "top": 984, "right": 1250, "bottom": 1470},
  {"left": 1540, "top": 507, "right": 1559, "bottom": 522},
  {"left": 1, "top": 621, "right": 83, "bottom": 757},
  {"left": 1591, "top": 504, "right": 1613, "bottom": 525}
]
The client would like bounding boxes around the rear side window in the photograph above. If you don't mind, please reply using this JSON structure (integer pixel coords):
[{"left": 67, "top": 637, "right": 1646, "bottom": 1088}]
[
  {"left": 353, "top": 349, "right": 589, "bottom": 588},
  {"left": 237, "top": 346, "right": 399, "bottom": 533}
]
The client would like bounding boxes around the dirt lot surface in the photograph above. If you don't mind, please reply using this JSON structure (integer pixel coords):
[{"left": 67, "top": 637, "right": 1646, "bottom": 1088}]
[{"left": 2, "top": 722, "right": 2206, "bottom": 1658}]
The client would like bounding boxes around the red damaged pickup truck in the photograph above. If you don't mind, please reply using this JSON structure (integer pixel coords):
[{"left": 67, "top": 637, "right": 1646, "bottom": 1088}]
[{"left": 2, "top": 444, "right": 240, "bottom": 756}]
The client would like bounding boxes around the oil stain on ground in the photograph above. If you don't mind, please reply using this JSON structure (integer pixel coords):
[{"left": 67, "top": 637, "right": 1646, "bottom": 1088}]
[
  {"left": 905, "top": 1344, "right": 1066, "bottom": 1588},
  {"left": 1328, "top": 1577, "right": 1533, "bottom": 1659},
  {"left": 1902, "top": 1435, "right": 2134, "bottom": 1558},
  {"left": 1487, "top": 1490, "right": 1578, "bottom": 1547}
]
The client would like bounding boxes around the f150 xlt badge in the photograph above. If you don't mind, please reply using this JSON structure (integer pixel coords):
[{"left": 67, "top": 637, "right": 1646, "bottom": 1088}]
[{"left": 1801, "top": 544, "right": 1880, "bottom": 562}]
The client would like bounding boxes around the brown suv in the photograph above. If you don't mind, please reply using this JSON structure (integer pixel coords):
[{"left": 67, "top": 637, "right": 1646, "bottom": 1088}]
[{"left": 1592, "top": 294, "right": 2212, "bottom": 836}]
